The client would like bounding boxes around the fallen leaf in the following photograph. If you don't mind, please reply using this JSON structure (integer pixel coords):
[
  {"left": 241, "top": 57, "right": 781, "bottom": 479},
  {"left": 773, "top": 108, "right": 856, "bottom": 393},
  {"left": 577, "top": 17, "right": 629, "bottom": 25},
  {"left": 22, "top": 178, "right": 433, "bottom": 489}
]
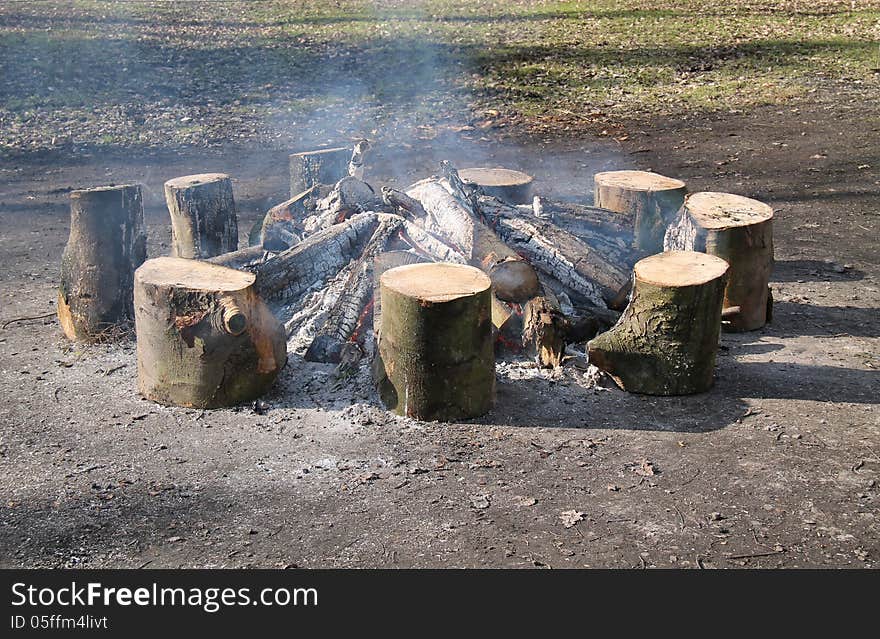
[
  {"left": 560, "top": 510, "right": 583, "bottom": 528},
  {"left": 470, "top": 494, "right": 490, "bottom": 510},
  {"left": 634, "top": 459, "right": 657, "bottom": 476}
]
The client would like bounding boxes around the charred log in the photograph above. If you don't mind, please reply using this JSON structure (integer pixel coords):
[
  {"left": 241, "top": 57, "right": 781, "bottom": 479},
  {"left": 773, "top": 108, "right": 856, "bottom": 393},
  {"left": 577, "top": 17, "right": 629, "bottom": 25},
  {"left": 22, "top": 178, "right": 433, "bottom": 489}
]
[
  {"left": 258, "top": 187, "right": 316, "bottom": 251},
  {"left": 305, "top": 215, "right": 404, "bottom": 363},
  {"left": 381, "top": 186, "right": 428, "bottom": 221},
  {"left": 476, "top": 196, "right": 631, "bottom": 310},
  {"left": 252, "top": 212, "right": 380, "bottom": 303},
  {"left": 406, "top": 175, "right": 539, "bottom": 303},
  {"left": 303, "top": 176, "right": 386, "bottom": 233}
]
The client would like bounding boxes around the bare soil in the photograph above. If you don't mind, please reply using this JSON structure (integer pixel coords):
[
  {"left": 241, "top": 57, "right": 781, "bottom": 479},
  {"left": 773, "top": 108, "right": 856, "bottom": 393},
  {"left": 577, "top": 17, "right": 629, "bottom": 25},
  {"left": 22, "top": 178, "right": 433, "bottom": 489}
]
[{"left": 0, "top": 96, "right": 877, "bottom": 569}]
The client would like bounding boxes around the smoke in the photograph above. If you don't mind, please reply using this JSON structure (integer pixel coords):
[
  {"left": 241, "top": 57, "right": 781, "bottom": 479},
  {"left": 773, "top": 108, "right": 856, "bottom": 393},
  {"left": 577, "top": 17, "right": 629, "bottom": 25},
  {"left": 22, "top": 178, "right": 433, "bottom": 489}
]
[{"left": 0, "top": 1, "right": 631, "bottom": 204}]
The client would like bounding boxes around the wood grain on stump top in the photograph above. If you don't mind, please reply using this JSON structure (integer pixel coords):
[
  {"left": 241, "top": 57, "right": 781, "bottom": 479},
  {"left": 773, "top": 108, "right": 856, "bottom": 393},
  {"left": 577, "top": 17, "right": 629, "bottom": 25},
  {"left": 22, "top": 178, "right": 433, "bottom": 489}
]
[
  {"left": 164, "top": 173, "right": 230, "bottom": 190},
  {"left": 459, "top": 168, "right": 533, "bottom": 188},
  {"left": 594, "top": 170, "right": 685, "bottom": 191},
  {"left": 381, "top": 263, "right": 491, "bottom": 303},
  {"left": 136, "top": 256, "right": 254, "bottom": 291},
  {"left": 635, "top": 250, "right": 729, "bottom": 287},
  {"left": 685, "top": 192, "right": 773, "bottom": 230},
  {"left": 289, "top": 146, "right": 348, "bottom": 158},
  {"left": 72, "top": 183, "right": 140, "bottom": 195}
]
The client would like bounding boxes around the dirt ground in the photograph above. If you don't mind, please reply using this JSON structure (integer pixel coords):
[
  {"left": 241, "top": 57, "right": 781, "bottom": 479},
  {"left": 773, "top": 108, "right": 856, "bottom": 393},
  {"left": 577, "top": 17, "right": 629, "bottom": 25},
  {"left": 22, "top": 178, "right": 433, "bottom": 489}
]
[{"left": 1, "top": 92, "right": 878, "bottom": 568}]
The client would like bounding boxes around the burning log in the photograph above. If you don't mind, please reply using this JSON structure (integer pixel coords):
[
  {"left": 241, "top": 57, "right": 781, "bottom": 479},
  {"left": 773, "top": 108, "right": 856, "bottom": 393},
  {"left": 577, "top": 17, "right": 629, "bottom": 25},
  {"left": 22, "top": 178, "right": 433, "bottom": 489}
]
[
  {"left": 305, "top": 214, "right": 404, "bottom": 363},
  {"left": 588, "top": 251, "right": 728, "bottom": 395},
  {"left": 537, "top": 200, "right": 635, "bottom": 242},
  {"left": 381, "top": 186, "right": 427, "bottom": 221},
  {"left": 58, "top": 184, "right": 147, "bottom": 341},
  {"left": 459, "top": 167, "right": 534, "bottom": 204},
  {"left": 476, "top": 196, "right": 631, "bottom": 310},
  {"left": 303, "top": 176, "right": 385, "bottom": 233},
  {"left": 406, "top": 176, "right": 540, "bottom": 303},
  {"left": 397, "top": 220, "right": 466, "bottom": 264},
  {"left": 664, "top": 192, "right": 774, "bottom": 332},
  {"left": 252, "top": 212, "right": 380, "bottom": 303},
  {"left": 289, "top": 147, "right": 351, "bottom": 197},
  {"left": 134, "top": 257, "right": 287, "bottom": 408},
  {"left": 522, "top": 287, "right": 568, "bottom": 368},
  {"left": 208, "top": 245, "right": 271, "bottom": 271},
  {"left": 375, "top": 263, "right": 495, "bottom": 420},
  {"left": 594, "top": 170, "right": 686, "bottom": 254},
  {"left": 164, "top": 173, "right": 239, "bottom": 259},
  {"left": 258, "top": 187, "right": 315, "bottom": 251}
]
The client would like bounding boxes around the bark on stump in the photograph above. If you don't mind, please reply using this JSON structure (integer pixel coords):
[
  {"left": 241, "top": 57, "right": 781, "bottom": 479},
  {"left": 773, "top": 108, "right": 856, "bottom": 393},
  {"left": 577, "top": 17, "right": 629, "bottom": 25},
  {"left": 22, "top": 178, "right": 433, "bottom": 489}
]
[
  {"left": 594, "top": 170, "right": 686, "bottom": 254},
  {"left": 164, "top": 173, "right": 239, "bottom": 259},
  {"left": 459, "top": 167, "right": 534, "bottom": 204},
  {"left": 665, "top": 191, "right": 774, "bottom": 332},
  {"left": 134, "top": 257, "right": 287, "bottom": 408},
  {"left": 289, "top": 147, "right": 351, "bottom": 197},
  {"left": 58, "top": 184, "right": 147, "bottom": 341},
  {"left": 588, "top": 251, "right": 729, "bottom": 395},
  {"left": 375, "top": 263, "right": 495, "bottom": 421}
]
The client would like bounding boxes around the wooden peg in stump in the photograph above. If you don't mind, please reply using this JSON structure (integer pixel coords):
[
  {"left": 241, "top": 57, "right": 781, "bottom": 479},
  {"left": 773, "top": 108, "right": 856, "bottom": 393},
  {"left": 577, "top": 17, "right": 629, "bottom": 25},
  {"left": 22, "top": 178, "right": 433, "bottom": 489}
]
[
  {"left": 374, "top": 263, "right": 495, "bottom": 421},
  {"left": 664, "top": 192, "right": 774, "bottom": 332},
  {"left": 58, "top": 184, "right": 147, "bottom": 341},
  {"left": 588, "top": 251, "right": 729, "bottom": 395},
  {"left": 134, "top": 257, "right": 287, "bottom": 408},
  {"left": 594, "top": 170, "right": 687, "bottom": 254},
  {"left": 164, "top": 173, "right": 239, "bottom": 259}
]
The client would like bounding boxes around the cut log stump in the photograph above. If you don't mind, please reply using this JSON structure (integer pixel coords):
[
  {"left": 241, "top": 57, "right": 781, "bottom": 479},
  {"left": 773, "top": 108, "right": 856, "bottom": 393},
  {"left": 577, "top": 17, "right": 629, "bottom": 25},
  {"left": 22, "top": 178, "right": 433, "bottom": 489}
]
[
  {"left": 665, "top": 191, "right": 774, "bottom": 332},
  {"left": 594, "top": 170, "right": 686, "bottom": 254},
  {"left": 459, "top": 167, "right": 534, "bottom": 204},
  {"left": 135, "top": 257, "right": 287, "bottom": 408},
  {"left": 58, "top": 184, "right": 147, "bottom": 341},
  {"left": 588, "top": 251, "right": 729, "bottom": 395},
  {"left": 375, "top": 263, "right": 495, "bottom": 421},
  {"left": 164, "top": 173, "right": 239, "bottom": 259},
  {"left": 289, "top": 147, "right": 351, "bottom": 197}
]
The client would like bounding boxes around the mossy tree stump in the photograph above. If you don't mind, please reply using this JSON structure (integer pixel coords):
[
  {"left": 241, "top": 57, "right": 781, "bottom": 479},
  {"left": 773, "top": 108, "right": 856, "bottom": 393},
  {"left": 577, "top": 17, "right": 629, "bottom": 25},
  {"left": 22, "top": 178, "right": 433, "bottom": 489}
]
[
  {"left": 594, "top": 170, "right": 686, "bottom": 253},
  {"left": 58, "top": 184, "right": 147, "bottom": 341},
  {"left": 665, "top": 192, "right": 774, "bottom": 332},
  {"left": 289, "top": 147, "right": 351, "bottom": 197},
  {"left": 164, "top": 173, "right": 239, "bottom": 259},
  {"left": 459, "top": 167, "right": 534, "bottom": 204},
  {"left": 588, "top": 251, "right": 729, "bottom": 395},
  {"left": 375, "top": 263, "right": 495, "bottom": 421},
  {"left": 135, "top": 257, "right": 287, "bottom": 408}
]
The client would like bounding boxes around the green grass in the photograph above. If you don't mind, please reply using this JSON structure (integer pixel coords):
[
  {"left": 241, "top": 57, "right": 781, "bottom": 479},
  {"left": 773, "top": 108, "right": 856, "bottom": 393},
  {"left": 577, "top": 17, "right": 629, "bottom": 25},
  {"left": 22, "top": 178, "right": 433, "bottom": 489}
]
[{"left": 1, "top": 0, "right": 878, "bottom": 150}]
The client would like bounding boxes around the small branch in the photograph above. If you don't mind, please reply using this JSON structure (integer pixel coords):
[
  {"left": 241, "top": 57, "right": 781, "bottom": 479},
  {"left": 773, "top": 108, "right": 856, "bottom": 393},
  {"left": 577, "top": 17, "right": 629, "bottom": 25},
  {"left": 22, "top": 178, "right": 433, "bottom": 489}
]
[{"left": 2, "top": 311, "right": 57, "bottom": 329}]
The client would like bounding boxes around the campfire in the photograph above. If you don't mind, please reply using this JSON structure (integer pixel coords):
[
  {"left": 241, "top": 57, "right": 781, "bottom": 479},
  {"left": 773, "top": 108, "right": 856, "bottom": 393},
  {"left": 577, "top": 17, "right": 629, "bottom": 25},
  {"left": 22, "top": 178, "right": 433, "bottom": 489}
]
[{"left": 57, "top": 142, "right": 774, "bottom": 418}]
